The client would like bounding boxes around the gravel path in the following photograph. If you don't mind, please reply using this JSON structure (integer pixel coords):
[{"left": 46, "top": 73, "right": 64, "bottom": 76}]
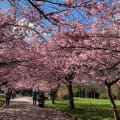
[{"left": 0, "top": 97, "right": 74, "bottom": 120}]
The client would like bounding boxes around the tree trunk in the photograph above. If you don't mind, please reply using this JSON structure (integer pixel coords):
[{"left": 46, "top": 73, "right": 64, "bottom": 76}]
[
  {"left": 106, "top": 84, "right": 120, "bottom": 120},
  {"left": 50, "top": 85, "right": 60, "bottom": 104},
  {"left": 51, "top": 94, "right": 55, "bottom": 104},
  {"left": 67, "top": 83, "right": 75, "bottom": 109}
]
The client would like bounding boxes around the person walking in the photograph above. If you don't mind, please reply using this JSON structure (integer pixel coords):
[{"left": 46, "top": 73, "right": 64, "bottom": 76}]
[
  {"left": 12, "top": 90, "right": 16, "bottom": 99},
  {"left": 32, "top": 90, "right": 37, "bottom": 105},
  {"left": 5, "top": 89, "right": 12, "bottom": 106},
  {"left": 38, "top": 92, "right": 45, "bottom": 107}
]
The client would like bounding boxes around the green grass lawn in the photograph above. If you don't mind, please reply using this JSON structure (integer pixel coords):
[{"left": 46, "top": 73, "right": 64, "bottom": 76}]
[
  {"left": 45, "top": 98, "right": 120, "bottom": 120},
  {"left": 0, "top": 97, "right": 5, "bottom": 104}
]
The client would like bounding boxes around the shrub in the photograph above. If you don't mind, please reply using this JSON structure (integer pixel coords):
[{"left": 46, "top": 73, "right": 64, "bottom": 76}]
[
  {"left": 99, "top": 93, "right": 107, "bottom": 99},
  {"left": 73, "top": 87, "right": 79, "bottom": 97},
  {"left": 57, "top": 87, "right": 69, "bottom": 100},
  {"left": 0, "top": 90, "right": 3, "bottom": 94}
]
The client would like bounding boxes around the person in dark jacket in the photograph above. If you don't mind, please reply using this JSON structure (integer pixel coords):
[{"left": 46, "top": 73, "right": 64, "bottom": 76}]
[
  {"left": 38, "top": 92, "right": 45, "bottom": 107},
  {"left": 5, "top": 89, "right": 12, "bottom": 106}
]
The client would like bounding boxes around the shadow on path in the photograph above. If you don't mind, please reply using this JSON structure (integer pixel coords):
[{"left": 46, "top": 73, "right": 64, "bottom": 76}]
[{"left": 0, "top": 97, "right": 73, "bottom": 120}]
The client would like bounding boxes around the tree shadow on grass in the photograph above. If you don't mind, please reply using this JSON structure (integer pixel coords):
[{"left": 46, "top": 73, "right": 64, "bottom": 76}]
[
  {"left": 68, "top": 105, "right": 114, "bottom": 120},
  {"left": 52, "top": 103, "right": 120, "bottom": 120}
]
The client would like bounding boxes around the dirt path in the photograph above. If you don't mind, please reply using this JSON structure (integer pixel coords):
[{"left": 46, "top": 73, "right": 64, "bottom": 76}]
[{"left": 0, "top": 97, "right": 74, "bottom": 120}]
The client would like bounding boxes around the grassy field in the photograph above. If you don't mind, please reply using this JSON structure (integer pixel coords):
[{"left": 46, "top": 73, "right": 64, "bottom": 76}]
[
  {"left": 0, "top": 98, "right": 5, "bottom": 104},
  {"left": 45, "top": 97, "right": 120, "bottom": 120}
]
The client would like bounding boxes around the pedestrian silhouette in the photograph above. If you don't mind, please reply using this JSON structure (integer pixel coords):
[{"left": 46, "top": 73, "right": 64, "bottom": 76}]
[
  {"left": 38, "top": 92, "right": 45, "bottom": 107},
  {"left": 32, "top": 90, "right": 37, "bottom": 105},
  {"left": 5, "top": 89, "right": 12, "bottom": 106}
]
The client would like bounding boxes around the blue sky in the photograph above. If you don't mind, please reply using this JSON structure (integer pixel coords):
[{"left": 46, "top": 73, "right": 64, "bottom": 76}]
[
  {"left": 0, "top": 0, "right": 89, "bottom": 25},
  {"left": 0, "top": 0, "right": 114, "bottom": 30},
  {"left": 0, "top": 1, "right": 9, "bottom": 10}
]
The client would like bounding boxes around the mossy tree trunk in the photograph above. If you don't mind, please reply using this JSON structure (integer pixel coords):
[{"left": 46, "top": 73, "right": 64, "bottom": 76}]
[
  {"left": 67, "top": 81, "right": 75, "bottom": 109},
  {"left": 65, "top": 70, "right": 76, "bottom": 109},
  {"left": 105, "top": 80, "right": 120, "bottom": 120}
]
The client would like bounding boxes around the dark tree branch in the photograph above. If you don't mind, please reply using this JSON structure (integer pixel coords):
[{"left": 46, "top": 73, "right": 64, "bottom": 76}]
[
  {"left": 105, "top": 78, "right": 120, "bottom": 87},
  {"left": 28, "top": 0, "right": 52, "bottom": 22},
  {"left": 61, "top": 45, "right": 120, "bottom": 53}
]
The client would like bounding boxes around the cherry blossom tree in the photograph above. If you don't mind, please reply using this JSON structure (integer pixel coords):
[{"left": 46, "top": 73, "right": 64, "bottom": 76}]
[
  {"left": 0, "top": 5, "right": 43, "bottom": 88},
  {"left": 0, "top": 1, "right": 120, "bottom": 119},
  {"left": 48, "top": 24, "right": 120, "bottom": 118},
  {"left": 5, "top": 0, "right": 119, "bottom": 33}
]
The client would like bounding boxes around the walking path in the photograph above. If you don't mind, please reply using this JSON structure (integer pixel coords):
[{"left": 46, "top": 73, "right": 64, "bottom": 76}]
[{"left": 0, "top": 97, "right": 74, "bottom": 120}]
